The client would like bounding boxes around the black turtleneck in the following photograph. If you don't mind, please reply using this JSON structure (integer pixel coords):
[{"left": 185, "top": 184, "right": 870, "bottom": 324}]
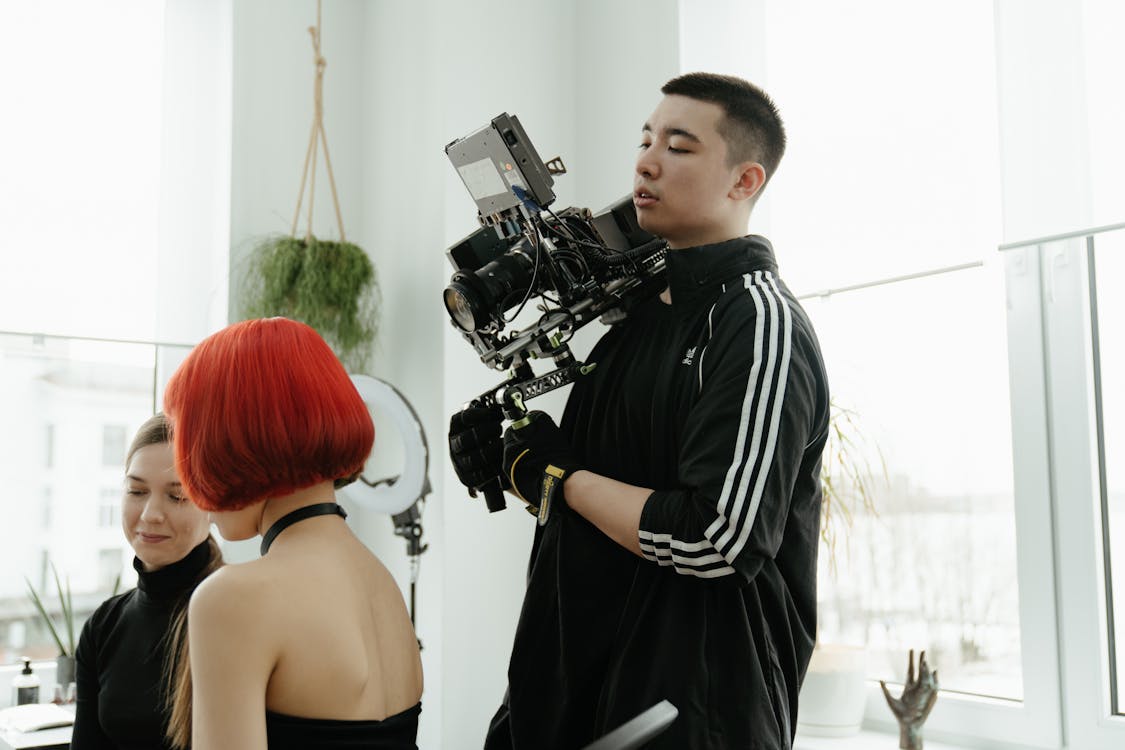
[{"left": 72, "top": 539, "right": 213, "bottom": 750}]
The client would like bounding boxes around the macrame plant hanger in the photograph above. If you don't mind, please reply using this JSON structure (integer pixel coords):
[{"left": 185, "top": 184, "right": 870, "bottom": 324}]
[
  {"left": 239, "top": 0, "right": 377, "bottom": 375},
  {"left": 292, "top": 0, "right": 345, "bottom": 244}
]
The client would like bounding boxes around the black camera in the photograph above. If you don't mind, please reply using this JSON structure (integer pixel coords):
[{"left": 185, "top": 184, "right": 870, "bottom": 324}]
[
  {"left": 444, "top": 114, "right": 666, "bottom": 373},
  {"left": 443, "top": 113, "right": 667, "bottom": 513},
  {"left": 444, "top": 197, "right": 662, "bottom": 334}
]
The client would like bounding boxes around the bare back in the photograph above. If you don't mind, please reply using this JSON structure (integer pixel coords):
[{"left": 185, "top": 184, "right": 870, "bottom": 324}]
[
  {"left": 188, "top": 514, "right": 422, "bottom": 749},
  {"left": 258, "top": 518, "right": 423, "bottom": 718}
]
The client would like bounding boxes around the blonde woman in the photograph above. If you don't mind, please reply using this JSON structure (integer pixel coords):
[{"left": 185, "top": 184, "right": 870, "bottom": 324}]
[{"left": 72, "top": 413, "right": 223, "bottom": 749}]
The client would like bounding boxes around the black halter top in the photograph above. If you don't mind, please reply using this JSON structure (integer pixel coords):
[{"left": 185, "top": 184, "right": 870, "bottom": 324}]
[
  {"left": 257, "top": 503, "right": 420, "bottom": 748},
  {"left": 265, "top": 703, "right": 421, "bottom": 749}
]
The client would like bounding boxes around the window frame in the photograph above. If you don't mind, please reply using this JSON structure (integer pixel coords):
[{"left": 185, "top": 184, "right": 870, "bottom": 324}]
[
  {"left": 808, "top": 251, "right": 1065, "bottom": 748},
  {"left": 1031, "top": 233, "right": 1125, "bottom": 749},
  {"left": 800, "top": 233, "right": 1125, "bottom": 748},
  {"left": 848, "top": 235, "right": 1125, "bottom": 749}
]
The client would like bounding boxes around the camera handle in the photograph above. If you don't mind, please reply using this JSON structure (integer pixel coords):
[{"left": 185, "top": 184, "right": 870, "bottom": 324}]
[{"left": 468, "top": 359, "right": 597, "bottom": 513}]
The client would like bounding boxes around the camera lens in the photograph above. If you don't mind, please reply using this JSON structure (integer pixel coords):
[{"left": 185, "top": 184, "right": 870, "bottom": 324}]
[
  {"left": 444, "top": 286, "right": 480, "bottom": 332},
  {"left": 443, "top": 248, "right": 536, "bottom": 333}
]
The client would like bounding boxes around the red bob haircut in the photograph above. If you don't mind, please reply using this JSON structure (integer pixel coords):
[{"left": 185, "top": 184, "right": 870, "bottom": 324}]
[{"left": 163, "top": 317, "right": 374, "bottom": 512}]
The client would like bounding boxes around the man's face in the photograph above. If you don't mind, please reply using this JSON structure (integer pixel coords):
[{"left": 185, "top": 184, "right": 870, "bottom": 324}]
[{"left": 634, "top": 95, "right": 746, "bottom": 249}]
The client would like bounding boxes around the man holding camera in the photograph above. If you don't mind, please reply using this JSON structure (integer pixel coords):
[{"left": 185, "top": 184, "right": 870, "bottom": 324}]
[{"left": 450, "top": 72, "right": 830, "bottom": 750}]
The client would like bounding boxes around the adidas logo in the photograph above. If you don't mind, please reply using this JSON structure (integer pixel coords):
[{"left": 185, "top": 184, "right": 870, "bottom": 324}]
[{"left": 682, "top": 346, "right": 697, "bottom": 365}]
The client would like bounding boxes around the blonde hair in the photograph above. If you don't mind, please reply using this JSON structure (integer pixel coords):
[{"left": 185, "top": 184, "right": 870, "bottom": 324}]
[
  {"left": 127, "top": 413, "right": 224, "bottom": 749},
  {"left": 163, "top": 536, "right": 223, "bottom": 749}
]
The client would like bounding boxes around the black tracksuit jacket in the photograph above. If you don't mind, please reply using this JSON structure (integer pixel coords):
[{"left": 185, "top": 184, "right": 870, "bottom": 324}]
[{"left": 485, "top": 235, "right": 831, "bottom": 750}]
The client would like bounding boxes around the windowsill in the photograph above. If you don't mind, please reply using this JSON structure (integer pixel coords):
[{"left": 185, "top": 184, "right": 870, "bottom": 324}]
[{"left": 796, "top": 729, "right": 972, "bottom": 750}]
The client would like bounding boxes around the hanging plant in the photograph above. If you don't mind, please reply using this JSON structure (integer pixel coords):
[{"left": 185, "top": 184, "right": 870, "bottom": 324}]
[
  {"left": 240, "top": 235, "right": 378, "bottom": 372},
  {"left": 238, "top": 0, "right": 378, "bottom": 373}
]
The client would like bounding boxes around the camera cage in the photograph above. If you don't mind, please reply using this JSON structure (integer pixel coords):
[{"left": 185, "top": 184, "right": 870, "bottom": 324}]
[
  {"left": 443, "top": 113, "right": 667, "bottom": 512},
  {"left": 441, "top": 114, "right": 666, "bottom": 512},
  {"left": 444, "top": 112, "right": 666, "bottom": 370}
]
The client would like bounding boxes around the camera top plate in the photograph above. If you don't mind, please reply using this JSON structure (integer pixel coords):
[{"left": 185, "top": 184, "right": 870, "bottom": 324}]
[{"left": 445, "top": 113, "right": 556, "bottom": 218}]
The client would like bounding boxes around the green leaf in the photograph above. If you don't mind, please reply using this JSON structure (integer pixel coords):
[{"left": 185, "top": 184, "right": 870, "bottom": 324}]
[
  {"left": 50, "top": 563, "right": 74, "bottom": 656},
  {"left": 25, "top": 577, "right": 67, "bottom": 656},
  {"left": 65, "top": 575, "right": 75, "bottom": 656},
  {"left": 819, "top": 399, "right": 888, "bottom": 574},
  {"left": 238, "top": 234, "right": 380, "bottom": 373}
]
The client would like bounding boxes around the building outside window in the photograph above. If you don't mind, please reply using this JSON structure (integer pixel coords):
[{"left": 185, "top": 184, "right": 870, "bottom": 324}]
[
  {"left": 101, "top": 425, "right": 127, "bottom": 468},
  {"left": 44, "top": 424, "right": 54, "bottom": 469},
  {"left": 98, "top": 487, "right": 120, "bottom": 529}
]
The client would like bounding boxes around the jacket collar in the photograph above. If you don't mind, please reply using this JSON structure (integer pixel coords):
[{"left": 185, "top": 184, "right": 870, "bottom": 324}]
[{"left": 665, "top": 235, "right": 778, "bottom": 309}]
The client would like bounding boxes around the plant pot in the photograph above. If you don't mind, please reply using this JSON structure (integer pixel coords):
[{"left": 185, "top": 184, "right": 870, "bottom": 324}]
[
  {"left": 55, "top": 654, "right": 76, "bottom": 689},
  {"left": 797, "top": 644, "right": 868, "bottom": 737}
]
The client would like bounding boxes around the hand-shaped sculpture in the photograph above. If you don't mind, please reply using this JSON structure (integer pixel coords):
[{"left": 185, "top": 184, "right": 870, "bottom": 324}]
[{"left": 880, "top": 649, "right": 939, "bottom": 750}]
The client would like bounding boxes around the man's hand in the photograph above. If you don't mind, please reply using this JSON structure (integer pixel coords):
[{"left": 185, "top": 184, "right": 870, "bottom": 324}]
[
  {"left": 502, "top": 411, "right": 580, "bottom": 523},
  {"left": 448, "top": 405, "right": 505, "bottom": 491}
]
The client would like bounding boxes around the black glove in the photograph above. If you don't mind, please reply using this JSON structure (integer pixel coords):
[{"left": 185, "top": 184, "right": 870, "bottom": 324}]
[
  {"left": 502, "top": 411, "right": 581, "bottom": 524},
  {"left": 448, "top": 405, "right": 505, "bottom": 491}
]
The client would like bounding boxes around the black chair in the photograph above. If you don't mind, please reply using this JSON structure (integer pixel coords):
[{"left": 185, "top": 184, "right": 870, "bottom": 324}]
[{"left": 580, "top": 700, "right": 678, "bottom": 750}]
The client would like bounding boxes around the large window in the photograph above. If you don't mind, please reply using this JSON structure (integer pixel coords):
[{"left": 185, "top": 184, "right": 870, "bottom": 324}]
[
  {"left": 0, "top": 0, "right": 228, "bottom": 677},
  {"left": 807, "top": 261, "right": 1021, "bottom": 700},
  {"left": 679, "top": 0, "right": 1125, "bottom": 747},
  {"left": 0, "top": 333, "right": 191, "bottom": 665},
  {"left": 0, "top": 0, "right": 165, "bottom": 342},
  {"left": 756, "top": 0, "right": 1017, "bottom": 712}
]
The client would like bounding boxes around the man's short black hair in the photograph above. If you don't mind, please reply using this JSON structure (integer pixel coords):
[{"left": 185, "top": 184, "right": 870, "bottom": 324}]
[{"left": 661, "top": 72, "right": 786, "bottom": 184}]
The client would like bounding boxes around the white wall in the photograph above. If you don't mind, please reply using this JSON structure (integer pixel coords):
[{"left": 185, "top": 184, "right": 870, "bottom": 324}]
[{"left": 228, "top": 1, "right": 678, "bottom": 747}]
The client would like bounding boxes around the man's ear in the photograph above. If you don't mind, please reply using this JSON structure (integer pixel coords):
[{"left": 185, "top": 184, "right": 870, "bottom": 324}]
[{"left": 730, "top": 162, "right": 767, "bottom": 203}]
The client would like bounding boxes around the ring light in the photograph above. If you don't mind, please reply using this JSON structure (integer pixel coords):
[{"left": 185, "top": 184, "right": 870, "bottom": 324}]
[{"left": 339, "top": 374, "right": 430, "bottom": 515}]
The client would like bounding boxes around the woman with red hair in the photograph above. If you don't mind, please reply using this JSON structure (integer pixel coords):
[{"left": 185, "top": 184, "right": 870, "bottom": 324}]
[{"left": 163, "top": 317, "right": 422, "bottom": 750}]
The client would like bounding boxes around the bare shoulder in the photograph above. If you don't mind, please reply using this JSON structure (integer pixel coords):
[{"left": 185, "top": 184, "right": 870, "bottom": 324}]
[
  {"left": 189, "top": 559, "right": 277, "bottom": 627},
  {"left": 187, "top": 563, "right": 275, "bottom": 748}
]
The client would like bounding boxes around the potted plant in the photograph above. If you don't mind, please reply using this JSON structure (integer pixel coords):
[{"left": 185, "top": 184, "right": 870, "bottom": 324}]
[
  {"left": 25, "top": 564, "right": 77, "bottom": 690},
  {"left": 818, "top": 403, "right": 883, "bottom": 573},
  {"left": 238, "top": 234, "right": 379, "bottom": 373},
  {"left": 797, "top": 402, "right": 885, "bottom": 738},
  {"left": 237, "top": 0, "right": 379, "bottom": 374}
]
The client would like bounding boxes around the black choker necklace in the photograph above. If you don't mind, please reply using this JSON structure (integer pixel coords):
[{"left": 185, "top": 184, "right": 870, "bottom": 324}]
[{"left": 260, "top": 502, "right": 348, "bottom": 555}]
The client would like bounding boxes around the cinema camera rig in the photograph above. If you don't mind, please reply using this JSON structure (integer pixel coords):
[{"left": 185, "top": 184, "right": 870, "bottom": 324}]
[{"left": 443, "top": 113, "right": 667, "bottom": 512}]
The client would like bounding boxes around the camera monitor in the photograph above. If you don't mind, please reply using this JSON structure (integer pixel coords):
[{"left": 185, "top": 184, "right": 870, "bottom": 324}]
[{"left": 445, "top": 113, "right": 556, "bottom": 217}]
